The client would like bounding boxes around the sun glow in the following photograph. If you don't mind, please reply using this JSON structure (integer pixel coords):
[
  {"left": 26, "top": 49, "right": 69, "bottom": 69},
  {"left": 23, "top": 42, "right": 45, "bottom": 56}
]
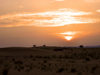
[
  {"left": 60, "top": 31, "right": 79, "bottom": 41},
  {"left": 60, "top": 32, "right": 77, "bottom": 35}
]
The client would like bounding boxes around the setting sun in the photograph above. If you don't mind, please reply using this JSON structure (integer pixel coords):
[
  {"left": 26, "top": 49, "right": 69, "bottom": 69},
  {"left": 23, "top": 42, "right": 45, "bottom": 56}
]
[
  {"left": 64, "top": 36, "right": 73, "bottom": 41},
  {"left": 60, "top": 31, "right": 77, "bottom": 41}
]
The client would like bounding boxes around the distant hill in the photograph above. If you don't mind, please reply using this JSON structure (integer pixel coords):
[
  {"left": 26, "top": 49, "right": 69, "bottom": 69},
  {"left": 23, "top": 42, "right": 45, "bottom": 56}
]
[{"left": 86, "top": 45, "right": 100, "bottom": 48}]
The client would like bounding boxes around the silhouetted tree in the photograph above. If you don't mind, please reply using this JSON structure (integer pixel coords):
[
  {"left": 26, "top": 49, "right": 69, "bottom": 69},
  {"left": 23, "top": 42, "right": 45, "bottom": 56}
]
[
  {"left": 33, "top": 45, "right": 36, "bottom": 48},
  {"left": 43, "top": 45, "right": 46, "bottom": 47},
  {"left": 79, "top": 45, "right": 84, "bottom": 48}
]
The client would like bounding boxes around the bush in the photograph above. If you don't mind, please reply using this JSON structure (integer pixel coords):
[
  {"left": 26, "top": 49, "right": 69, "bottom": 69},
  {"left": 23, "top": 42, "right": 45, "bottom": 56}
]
[{"left": 79, "top": 45, "right": 84, "bottom": 48}]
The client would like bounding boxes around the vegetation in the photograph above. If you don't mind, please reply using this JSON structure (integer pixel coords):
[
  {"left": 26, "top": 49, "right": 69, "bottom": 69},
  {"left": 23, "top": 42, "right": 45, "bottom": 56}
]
[{"left": 0, "top": 47, "right": 100, "bottom": 75}]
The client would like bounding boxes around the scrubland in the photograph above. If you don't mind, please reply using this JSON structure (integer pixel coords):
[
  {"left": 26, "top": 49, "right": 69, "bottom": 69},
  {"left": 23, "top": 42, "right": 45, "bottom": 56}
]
[{"left": 0, "top": 47, "right": 100, "bottom": 75}]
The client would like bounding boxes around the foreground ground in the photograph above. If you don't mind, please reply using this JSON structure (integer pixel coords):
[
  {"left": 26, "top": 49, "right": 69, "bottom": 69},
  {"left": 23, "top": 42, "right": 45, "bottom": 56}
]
[{"left": 0, "top": 47, "right": 100, "bottom": 75}]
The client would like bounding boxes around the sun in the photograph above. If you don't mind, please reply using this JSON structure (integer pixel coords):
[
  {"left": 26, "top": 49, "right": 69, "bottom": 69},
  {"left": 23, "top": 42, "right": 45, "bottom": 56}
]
[
  {"left": 64, "top": 36, "right": 73, "bottom": 41},
  {"left": 60, "top": 31, "right": 79, "bottom": 41}
]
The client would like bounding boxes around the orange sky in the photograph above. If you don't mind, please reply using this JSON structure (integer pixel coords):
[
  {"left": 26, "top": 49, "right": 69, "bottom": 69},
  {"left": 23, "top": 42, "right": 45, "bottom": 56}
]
[{"left": 0, "top": 0, "right": 100, "bottom": 47}]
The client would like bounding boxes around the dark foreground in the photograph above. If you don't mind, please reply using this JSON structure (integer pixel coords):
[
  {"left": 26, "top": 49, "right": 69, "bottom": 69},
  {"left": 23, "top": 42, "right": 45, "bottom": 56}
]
[{"left": 0, "top": 47, "right": 100, "bottom": 75}]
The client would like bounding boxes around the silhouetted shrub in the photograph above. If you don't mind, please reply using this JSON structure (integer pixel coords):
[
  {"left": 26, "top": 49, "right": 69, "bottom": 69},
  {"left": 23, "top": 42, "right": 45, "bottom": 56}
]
[
  {"left": 43, "top": 45, "right": 46, "bottom": 47},
  {"left": 57, "top": 68, "right": 64, "bottom": 73},
  {"left": 33, "top": 45, "right": 36, "bottom": 47},
  {"left": 14, "top": 61, "right": 23, "bottom": 65},
  {"left": 2, "top": 69, "right": 8, "bottom": 75},
  {"left": 71, "top": 68, "right": 77, "bottom": 73},
  {"left": 30, "top": 55, "right": 33, "bottom": 58},
  {"left": 54, "top": 48, "right": 64, "bottom": 51},
  {"left": 91, "top": 66, "right": 97, "bottom": 73},
  {"left": 12, "top": 58, "right": 15, "bottom": 62},
  {"left": 43, "top": 60, "right": 47, "bottom": 63},
  {"left": 85, "top": 57, "right": 90, "bottom": 61},
  {"left": 79, "top": 45, "right": 84, "bottom": 48}
]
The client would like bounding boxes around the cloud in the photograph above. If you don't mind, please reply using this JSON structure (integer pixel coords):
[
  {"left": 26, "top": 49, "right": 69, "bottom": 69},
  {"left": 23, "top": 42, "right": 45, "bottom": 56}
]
[
  {"left": 55, "top": 0, "right": 64, "bottom": 2},
  {"left": 96, "top": 9, "right": 100, "bottom": 12},
  {"left": 84, "top": 0, "right": 100, "bottom": 3},
  {"left": 60, "top": 32, "right": 78, "bottom": 35},
  {"left": 55, "top": 0, "right": 100, "bottom": 3},
  {"left": 0, "top": 8, "right": 95, "bottom": 27}
]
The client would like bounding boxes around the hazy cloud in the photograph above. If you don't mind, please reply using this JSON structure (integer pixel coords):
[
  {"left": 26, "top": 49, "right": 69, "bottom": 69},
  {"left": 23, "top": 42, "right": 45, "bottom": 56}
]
[
  {"left": 55, "top": 0, "right": 100, "bottom": 3},
  {"left": 84, "top": 0, "right": 100, "bottom": 3},
  {"left": 0, "top": 8, "right": 95, "bottom": 27},
  {"left": 55, "top": 0, "right": 64, "bottom": 2},
  {"left": 96, "top": 9, "right": 100, "bottom": 12}
]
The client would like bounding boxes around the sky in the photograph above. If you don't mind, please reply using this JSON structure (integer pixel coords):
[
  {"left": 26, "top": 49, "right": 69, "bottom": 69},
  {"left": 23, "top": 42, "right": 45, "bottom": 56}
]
[{"left": 0, "top": 0, "right": 100, "bottom": 47}]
